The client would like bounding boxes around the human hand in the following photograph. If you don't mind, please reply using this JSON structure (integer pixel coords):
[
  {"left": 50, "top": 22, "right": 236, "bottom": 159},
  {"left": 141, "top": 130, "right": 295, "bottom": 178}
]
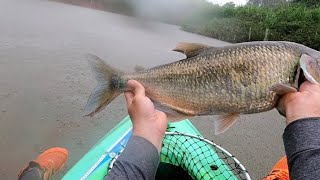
[
  {"left": 124, "top": 80, "right": 168, "bottom": 152},
  {"left": 278, "top": 81, "right": 320, "bottom": 125}
]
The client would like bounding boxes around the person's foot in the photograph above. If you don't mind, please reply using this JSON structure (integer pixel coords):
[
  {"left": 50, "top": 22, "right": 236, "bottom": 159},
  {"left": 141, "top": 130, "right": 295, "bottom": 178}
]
[
  {"left": 18, "top": 147, "right": 68, "bottom": 180},
  {"left": 262, "top": 156, "right": 289, "bottom": 180}
]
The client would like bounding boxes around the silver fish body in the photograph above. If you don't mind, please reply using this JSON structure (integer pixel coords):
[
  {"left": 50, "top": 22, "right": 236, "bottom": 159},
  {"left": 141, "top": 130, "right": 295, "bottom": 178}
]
[{"left": 84, "top": 41, "right": 320, "bottom": 134}]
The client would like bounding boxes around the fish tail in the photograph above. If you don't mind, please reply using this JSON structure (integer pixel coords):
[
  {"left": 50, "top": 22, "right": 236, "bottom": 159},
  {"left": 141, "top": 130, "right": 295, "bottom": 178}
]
[{"left": 83, "top": 54, "right": 122, "bottom": 117}]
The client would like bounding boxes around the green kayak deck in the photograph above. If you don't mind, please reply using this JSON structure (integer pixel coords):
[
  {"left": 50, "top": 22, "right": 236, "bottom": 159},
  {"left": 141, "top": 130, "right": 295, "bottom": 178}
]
[{"left": 63, "top": 117, "right": 239, "bottom": 180}]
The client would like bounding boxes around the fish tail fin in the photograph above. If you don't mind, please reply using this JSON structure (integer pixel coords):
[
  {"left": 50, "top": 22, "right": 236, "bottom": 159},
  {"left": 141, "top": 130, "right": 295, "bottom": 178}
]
[{"left": 83, "top": 54, "right": 122, "bottom": 117}]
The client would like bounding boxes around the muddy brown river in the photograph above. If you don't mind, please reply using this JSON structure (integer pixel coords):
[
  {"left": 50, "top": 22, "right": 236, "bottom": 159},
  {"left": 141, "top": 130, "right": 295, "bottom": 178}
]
[{"left": 0, "top": 0, "right": 286, "bottom": 179}]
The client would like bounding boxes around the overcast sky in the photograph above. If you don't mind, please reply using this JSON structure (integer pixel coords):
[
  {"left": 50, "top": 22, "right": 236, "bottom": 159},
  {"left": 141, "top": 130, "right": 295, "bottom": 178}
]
[{"left": 208, "top": 0, "right": 248, "bottom": 5}]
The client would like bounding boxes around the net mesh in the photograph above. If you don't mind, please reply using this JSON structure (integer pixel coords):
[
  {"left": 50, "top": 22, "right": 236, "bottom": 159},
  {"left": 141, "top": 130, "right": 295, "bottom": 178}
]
[
  {"left": 108, "top": 131, "right": 250, "bottom": 180},
  {"left": 160, "top": 132, "right": 250, "bottom": 180}
]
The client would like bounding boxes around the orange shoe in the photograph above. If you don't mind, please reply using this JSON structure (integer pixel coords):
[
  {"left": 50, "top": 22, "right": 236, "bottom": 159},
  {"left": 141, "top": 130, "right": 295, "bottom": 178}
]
[
  {"left": 262, "top": 156, "right": 289, "bottom": 180},
  {"left": 18, "top": 147, "right": 68, "bottom": 180}
]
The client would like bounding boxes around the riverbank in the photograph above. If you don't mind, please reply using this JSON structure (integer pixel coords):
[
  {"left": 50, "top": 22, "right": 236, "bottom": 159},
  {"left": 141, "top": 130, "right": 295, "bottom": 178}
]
[{"left": 52, "top": 0, "right": 320, "bottom": 50}]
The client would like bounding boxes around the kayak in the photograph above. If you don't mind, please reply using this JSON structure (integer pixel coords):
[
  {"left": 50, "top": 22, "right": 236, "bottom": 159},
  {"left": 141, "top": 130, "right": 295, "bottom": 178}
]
[{"left": 63, "top": 116, "right": 251, "bottom": 180}]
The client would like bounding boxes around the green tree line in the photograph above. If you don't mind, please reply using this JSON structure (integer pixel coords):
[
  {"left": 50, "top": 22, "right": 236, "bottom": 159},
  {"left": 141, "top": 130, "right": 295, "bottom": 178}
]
[{"left": 182, "top": 0, "right": 320, "bottom": 50}]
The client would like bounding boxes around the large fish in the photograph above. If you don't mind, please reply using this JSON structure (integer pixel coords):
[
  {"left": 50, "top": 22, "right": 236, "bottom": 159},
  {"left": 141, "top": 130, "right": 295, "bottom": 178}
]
[{"left": 84, "top": 41, "right": 320, "bottom": 134}]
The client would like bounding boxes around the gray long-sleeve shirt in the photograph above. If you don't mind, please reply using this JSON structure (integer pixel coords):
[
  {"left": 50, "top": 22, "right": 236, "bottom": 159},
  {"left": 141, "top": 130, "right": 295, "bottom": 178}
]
[
  {"left": 106, "top": 136, "right": 160, "bottom": 180},
  {"left": 107, "top": 118, "right": 320, "bottom": 180},
  {"left": 283, "top": 118, "right": 320, "bottom": 180}
]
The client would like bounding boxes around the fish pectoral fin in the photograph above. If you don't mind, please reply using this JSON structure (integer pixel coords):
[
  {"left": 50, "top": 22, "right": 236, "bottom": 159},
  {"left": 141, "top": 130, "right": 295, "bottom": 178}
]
[
  {"left": 153, "top": 101, "right": 193, "bottom": 121},
  {"left": 276, "top": 106, "right": 286, "bottom": 118},
  {"left": 270, "top": 84, "right": 298, "bottom": 116},
  {"left": 300, "top": 54, "right": 320, "bottom": 85},
  {"left": 172, "top": 42, "right": 210, "bottom": 58},
  {"left": 214, "top": 113, "right": 240, "bottom": 135},
  {"left": 270, "top": 84, "right": 297, "bottom": 96}
]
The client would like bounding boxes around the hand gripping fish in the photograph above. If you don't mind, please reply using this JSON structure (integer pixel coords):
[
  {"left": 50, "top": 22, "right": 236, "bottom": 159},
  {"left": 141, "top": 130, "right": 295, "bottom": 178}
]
[{"left": 84, "top": 41, "right": 320, "bottom": 134}]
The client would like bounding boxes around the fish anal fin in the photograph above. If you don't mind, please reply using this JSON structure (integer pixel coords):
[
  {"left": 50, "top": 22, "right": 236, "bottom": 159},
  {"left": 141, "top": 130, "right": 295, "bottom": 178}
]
[
  {"left": 172, "top": 42, "right": 210, "bottom": 58},
  {"left": 300, "top": 54, "right": 320, "bottom": 85},
  {"left": 270, "top": 84, "right": 297, "bottom": 96},
  {"left": 153, "top": 101, "right": 193, "bottom": 121},
  {"left": 214, "top": 113, "right": 240, "bottom": 135}
]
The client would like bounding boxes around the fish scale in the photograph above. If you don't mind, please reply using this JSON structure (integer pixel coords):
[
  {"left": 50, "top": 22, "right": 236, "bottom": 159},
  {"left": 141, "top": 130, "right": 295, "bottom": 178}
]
[
  {"left": 134, "top": 45, "right": 298, "bottom": 115},
  {"left": 84, "top": 41, "right": 320, "bottom": 134}
]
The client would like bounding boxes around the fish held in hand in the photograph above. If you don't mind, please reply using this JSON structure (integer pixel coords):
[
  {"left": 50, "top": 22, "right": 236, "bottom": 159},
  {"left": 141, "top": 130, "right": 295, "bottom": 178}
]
[{"left": 84, "top": 41, "right": 320, "bottom": 134}]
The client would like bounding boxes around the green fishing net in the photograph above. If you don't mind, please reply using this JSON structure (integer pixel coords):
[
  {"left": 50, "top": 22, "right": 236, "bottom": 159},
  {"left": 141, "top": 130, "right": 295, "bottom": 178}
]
[
  {"left": 158, "top": 132, "right": 251, "bottom": 180},
  {"left": 109, "top": 131, "right": 250, "bottom": 180}
]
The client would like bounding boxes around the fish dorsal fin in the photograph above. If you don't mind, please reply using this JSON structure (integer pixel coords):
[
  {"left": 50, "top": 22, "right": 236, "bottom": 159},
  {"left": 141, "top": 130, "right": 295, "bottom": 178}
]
[
  {"left": 270, "top": 84, "right": 297, "bottom": 96},
  {"left": 134, "top": 65, "right": 145, "bottom": 72},
  {"left": 214, "top": 113, "right": 240, "bottom": 135},
  {"left": 172, "top": 42, "right": 211, "bottom": 58},
  {"left": 300, "top": 54, "right": 320, "bottom": 85}
]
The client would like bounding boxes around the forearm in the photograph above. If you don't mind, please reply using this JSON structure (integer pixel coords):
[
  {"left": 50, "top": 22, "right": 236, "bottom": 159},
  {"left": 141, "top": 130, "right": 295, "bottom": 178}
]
[
  {"left": 106, "top": 136, "right": 160, "bottom": 180},
  {"left": 283, "top": 118, "right": 320, "bottom": 180}
]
